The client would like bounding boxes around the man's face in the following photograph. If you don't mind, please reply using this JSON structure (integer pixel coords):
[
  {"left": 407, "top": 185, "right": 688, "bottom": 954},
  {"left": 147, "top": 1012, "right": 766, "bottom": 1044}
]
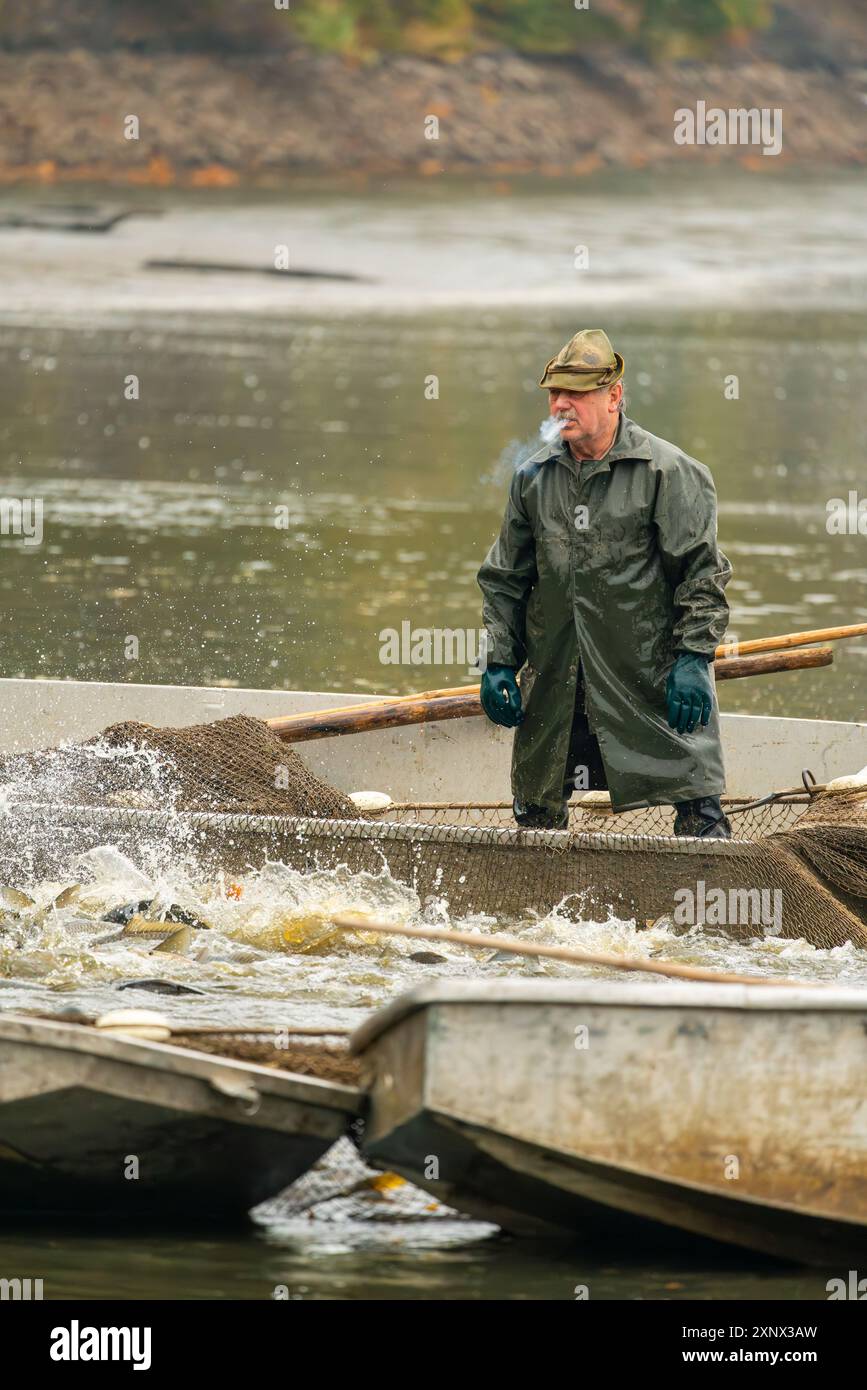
[{"left": 547, "top": 384, "right": 621, "bottom": 446}]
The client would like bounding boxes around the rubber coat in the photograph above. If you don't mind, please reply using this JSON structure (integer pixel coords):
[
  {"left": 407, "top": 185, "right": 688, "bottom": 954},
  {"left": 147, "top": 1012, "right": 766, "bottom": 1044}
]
[{"left": 477, "top": 415, "right": 732, "bottom": 813}]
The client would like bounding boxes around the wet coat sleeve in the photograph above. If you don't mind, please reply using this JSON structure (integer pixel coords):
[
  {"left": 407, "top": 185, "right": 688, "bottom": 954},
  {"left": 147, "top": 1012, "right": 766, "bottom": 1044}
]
[
  {"left": 653, "top": 458, "right": 732, "bottom": 658},
  {"left": 477, "top": 469, "right": 538, "bottom": 669}
]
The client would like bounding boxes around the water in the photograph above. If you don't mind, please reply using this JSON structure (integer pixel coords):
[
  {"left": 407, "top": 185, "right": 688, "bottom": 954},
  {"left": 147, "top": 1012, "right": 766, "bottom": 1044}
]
[
  {"left": 0, "top": 1227, "right": 842, "bottom": 1301},
  {"left": 0, "top": 168, "right": 865, "bottom": 1297}
]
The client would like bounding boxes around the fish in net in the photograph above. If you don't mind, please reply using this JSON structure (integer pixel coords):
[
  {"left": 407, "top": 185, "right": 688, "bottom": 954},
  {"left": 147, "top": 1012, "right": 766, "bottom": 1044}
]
[{"left": 0, "top": 716, "right": 866, "bottom": 951}]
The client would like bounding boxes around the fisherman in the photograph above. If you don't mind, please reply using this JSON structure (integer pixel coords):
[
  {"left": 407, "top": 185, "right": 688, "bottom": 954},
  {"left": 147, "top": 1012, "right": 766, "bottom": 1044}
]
[{"left": 477, "top": 329, "right": 733, "bottom": 838}]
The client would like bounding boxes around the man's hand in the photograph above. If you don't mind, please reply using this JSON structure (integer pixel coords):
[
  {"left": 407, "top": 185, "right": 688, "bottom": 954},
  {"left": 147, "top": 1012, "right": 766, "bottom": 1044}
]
[
  {"left": 480, "top": 664, "right": 524, "bottom": 728},
  {"left": 665, "top": 652, "right": 714, "bottom": 735}
]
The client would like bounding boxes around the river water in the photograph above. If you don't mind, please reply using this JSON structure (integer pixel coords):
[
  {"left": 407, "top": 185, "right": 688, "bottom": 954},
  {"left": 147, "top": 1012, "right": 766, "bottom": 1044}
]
[{"left": 0, "top": 169, "right": 865, "bottom": 1297}]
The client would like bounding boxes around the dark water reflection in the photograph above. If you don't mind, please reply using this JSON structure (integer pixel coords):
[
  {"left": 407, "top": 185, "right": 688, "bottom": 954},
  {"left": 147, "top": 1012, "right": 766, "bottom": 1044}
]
[
  {"left": 0, "top": 306, "right": 864, "bottom": 717},
  {"left": 0, "top": 1226, "right": 839, "bottom": 1301}
]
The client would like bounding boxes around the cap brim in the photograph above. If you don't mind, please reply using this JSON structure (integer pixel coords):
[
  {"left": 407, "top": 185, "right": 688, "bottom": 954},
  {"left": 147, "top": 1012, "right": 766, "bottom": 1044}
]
[{"left": 539, "top": 352, "right": 624, "bottom": 391}]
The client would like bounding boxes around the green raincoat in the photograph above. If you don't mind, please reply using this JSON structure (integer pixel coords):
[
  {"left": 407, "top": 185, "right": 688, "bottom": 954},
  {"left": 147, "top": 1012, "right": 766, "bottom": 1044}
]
[{"left": 477, "top": 415, "right": 732, "bottom": 813}]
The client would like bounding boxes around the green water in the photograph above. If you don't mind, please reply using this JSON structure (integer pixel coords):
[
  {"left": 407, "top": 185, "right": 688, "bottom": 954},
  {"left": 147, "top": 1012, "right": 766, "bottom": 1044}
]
[
  {"left": 0, "top": 171, "right": 865, "bottom": 1298},
  {"left": 0, "top": 1227, "right": 843, "bottom": 1301}
]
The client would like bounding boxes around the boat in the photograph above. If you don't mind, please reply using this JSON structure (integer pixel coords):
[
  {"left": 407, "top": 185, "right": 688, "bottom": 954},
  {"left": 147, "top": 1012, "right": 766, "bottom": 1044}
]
[
  {"left": 0, "top": 678, "right": 866, "bottom": 1251},
  {"left": 0, "top": 676, "right": 865, "bottom": 945},
  {"left": 351, "top": 978, "right": 867, "bottom": 1264},
  {"left": 0, "top": 1013, "right": 360, "bottom": 1223}
]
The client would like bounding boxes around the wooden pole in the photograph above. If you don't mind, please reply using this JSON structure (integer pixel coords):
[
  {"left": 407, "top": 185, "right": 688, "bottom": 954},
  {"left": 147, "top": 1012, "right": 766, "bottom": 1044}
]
[
  {"left": 331, "top": 913, "right": 812, "bottom": 988},
  {"left": 265, "top": 622, "right": 866, "bottom": 735},
  {"left": 712, "top": 646, "right": 832, "bottom": 681},
  {"left": 718, "top": 621, "right": 867, "bottom": 658},
  {"left": 268, "top": 646, "right": 832, "bottom": 743}
]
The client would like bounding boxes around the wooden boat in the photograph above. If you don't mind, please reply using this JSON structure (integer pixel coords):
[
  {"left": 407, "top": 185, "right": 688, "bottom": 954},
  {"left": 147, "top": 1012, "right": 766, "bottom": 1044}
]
[
  {"left": 351, "top": 979, "right": 867, "bottom": 1264},
  {"left": 0, "top": 676, "right": 865, "bottom": 943},
  {"left": 0, "top": 1013, "right": 360, "bottom": 1224}
]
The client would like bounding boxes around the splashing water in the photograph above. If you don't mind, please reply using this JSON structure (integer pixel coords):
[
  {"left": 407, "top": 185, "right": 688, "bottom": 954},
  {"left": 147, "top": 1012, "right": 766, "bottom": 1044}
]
[
  {"left": 2, "top": 831, "right": 866, "bottom": 1036},
  {"left": 2, "top": 720, "right": 866, "bottom": 1034}
]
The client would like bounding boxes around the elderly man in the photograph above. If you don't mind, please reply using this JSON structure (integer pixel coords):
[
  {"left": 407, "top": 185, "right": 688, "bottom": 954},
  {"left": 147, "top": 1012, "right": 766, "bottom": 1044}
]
[{"left": 477, "top": 329, "right": 733, "bottom": 838}]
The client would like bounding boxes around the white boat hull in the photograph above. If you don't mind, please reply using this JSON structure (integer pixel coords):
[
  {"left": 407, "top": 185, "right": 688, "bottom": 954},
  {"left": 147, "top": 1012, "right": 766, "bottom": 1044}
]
[
  {"left": 352, "top": 981, "right": 867, "bottom": 1263},
  {"left": 1, "top": 676, "right": 866, "bottom": 802},
  {"left": 0, "top": 1015, "right": 360, "bottom": 1224}
]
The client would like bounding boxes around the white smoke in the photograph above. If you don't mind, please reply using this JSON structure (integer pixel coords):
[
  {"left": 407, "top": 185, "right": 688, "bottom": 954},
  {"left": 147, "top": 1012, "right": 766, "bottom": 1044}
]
[{"left": 483, "top": 416, "right": 565, "bottom": 485}]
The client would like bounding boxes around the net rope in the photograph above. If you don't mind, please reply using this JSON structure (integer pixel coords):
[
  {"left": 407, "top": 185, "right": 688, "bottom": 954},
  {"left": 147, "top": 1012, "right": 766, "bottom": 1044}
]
[{"left": 0, "top": 716, "right": 865, "bottom": 949}]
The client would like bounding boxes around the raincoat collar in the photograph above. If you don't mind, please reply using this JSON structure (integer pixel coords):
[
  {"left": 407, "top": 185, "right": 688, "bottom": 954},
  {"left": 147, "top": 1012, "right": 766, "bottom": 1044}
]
[{"left": 539, "top": 414, "right": 654, "bottom": 480}]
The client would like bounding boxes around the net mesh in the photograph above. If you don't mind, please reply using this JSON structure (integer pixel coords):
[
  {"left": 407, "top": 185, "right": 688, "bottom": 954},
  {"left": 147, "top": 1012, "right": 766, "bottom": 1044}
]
[
  {"left": 1, "top": 715, "right": 866, "bottom": 950},
  {"left": 0, "top": 715, "right": 356, "bottom": 818}
]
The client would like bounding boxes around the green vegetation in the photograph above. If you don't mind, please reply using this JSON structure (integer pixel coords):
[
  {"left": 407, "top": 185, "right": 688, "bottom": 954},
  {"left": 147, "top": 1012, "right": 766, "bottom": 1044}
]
[{"left": 289, "top": 0, "right": 772, "bottom": 57}]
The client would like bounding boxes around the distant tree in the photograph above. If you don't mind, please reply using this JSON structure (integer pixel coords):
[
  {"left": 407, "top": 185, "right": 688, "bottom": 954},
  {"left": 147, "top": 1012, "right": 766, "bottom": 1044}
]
[
  {"left": 637, "top": 0, "right": 772, "bottom": 47},
  {"left": 284, "top": 0, "right": 773, "bottom": 57}
]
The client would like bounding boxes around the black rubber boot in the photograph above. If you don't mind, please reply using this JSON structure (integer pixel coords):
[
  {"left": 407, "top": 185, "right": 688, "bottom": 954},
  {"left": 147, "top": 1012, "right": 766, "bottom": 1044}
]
[
  {"left": 673, "top": 796, "right": 732, "bottom": 839},
  {"left": 513, "top": 799, "right": 569, "bottom": 831}
]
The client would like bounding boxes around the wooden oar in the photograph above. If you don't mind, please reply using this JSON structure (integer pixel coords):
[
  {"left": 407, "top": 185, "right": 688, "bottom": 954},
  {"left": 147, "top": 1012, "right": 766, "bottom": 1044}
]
[
  {"left": 267, "top": 621, "right": 866, "bottom": 737},
  {"left": 718, "top": 621, "right": 867, "bottom": 657},
  {"left": 331, "top": 913, "right": 813, "bottom": 988},
  {"left": 268, "top": 646, "right": 832, "bottom": 743}
]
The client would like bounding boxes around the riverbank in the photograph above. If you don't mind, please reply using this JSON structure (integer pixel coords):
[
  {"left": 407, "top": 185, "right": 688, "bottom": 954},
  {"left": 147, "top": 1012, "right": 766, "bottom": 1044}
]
[{"left": 2, "top": 45, "right": 866, "bottom": 185}]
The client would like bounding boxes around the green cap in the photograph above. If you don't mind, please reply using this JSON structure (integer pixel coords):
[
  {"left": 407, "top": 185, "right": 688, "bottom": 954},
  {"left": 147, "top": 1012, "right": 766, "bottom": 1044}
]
[{"left": 539, "top": 328, "right": 624, "bottom": 391}]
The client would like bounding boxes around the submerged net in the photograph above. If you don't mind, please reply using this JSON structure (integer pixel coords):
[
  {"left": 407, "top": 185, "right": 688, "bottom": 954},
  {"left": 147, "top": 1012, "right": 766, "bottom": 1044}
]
[{"left": 1, "top": 715, "right": 866, "bottom": 950}]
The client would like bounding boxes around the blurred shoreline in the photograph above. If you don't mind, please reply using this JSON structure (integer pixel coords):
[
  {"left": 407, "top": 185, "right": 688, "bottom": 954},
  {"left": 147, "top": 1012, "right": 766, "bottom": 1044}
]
[{"left": 2, "top": 45, "right": 866, "bottom": 187}]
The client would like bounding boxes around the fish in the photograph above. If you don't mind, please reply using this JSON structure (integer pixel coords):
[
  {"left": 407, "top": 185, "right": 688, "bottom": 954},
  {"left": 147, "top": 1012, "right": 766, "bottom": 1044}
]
[
  {"left": 95, "top": 916, "right": 190, "bottom": 951},
  {"left": 151, "top": 925, "right": 194, "bottom": 955},
  {"left": 101, "top": 900, "right": 211, "bottom": 930},
  {"left": 101, "top": 899, "right": 154, "bottom": 925},
  {"left": 0, "top": 885, "right": 36, "bottom": 911},
  {"left": 162, "top": 905, "right": 211, "bottom": 931},
  {"left": 50, "top": 884, "right": 82, "bottom": 910},
  {"left": 116, "top": 978, "right": 205, "bottom": 996}
]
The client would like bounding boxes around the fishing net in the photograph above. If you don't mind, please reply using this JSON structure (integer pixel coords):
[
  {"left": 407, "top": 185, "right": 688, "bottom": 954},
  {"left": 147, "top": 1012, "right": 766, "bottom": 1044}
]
[
  {"left": 163, "top": 1033, "right": 466, "bottom": 1224},
  {"left": 0, "top": 715, "right": 355, "bottom": 818},
  {"left": 1, "top": 715, "right": 866, "bottom": 950},
  {"left": 254, "top": 1135, "right": 479, "bottom": 1229}
]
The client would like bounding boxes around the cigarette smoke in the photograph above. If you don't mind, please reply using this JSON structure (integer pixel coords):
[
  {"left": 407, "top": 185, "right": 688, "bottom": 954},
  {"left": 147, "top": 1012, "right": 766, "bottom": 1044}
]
[{"left": 484, "top": 417, "right": 564, "bottom": 485}]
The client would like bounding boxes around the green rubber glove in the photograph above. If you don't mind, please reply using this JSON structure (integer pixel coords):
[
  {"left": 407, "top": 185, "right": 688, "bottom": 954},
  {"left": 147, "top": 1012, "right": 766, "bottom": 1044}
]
[
  {"left": 480, "top": 664, "right": 524, "bottom": 728},
  {"left": 666, "top": 652, "right": 714, "bottom": 735}
]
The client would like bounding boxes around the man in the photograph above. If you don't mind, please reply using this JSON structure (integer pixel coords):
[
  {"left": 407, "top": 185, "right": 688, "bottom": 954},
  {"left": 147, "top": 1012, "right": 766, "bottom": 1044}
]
[{"left": 477, "top": 329, "right": 733, "bottom": 838}]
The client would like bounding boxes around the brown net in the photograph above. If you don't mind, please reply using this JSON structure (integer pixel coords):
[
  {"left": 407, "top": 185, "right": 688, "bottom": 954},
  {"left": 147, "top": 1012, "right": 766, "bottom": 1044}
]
[
  {"left": 0, "top": 715, "right": 356, "bottom": 818},
  {"left": 167, "top": 1032, "right": 362, "bottom": 1086},
  {"left": 1, "top": 716, "right": 866, "bottom": 951}
]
